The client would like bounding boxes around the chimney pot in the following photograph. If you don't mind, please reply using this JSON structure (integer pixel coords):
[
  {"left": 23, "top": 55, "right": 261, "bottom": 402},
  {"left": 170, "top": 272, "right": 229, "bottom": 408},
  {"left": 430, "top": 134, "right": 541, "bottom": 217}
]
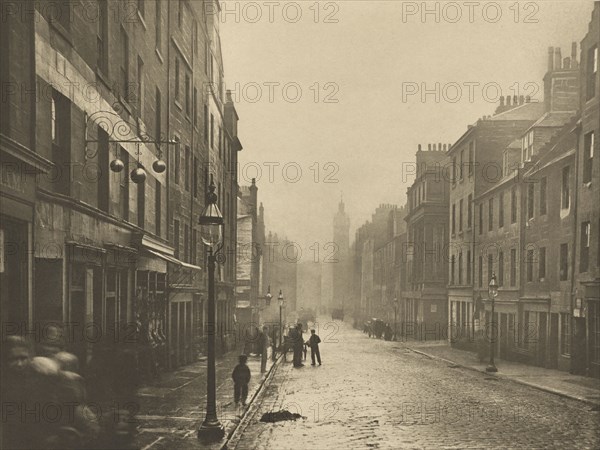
[
  {"left": 433, "top": 144, "right": 436, "bottom": 151},
  {"left": 564, "top": 57, "right": 571, "bottom": 69},
  {"left": 513, "top": 95, "right": 518, "bottom": 106},
  {"left": 507, "top": 96, "right": 512, "bottom": 106},
  {"left": 418, "top": 144, "right": 422, "bottom": 151},
  {"left": 443, "top": 144, "right": 447, "bottom": 151},
  {"left": 526, "top": 95, "right": 531, "bottom": 103},
  {"left": 438, "top": 142, "right": 442, "bottom": 151},
  {"left": 548, "top": 46, "right": 555, "bottom": 71},
  {"left": 554, "top": 47, "right": 562, "bottom": 69},
  {"left": 519, "top": 95, "right": 524, "bottom": 104},
  {"left": 428, "top": 144, "right": 431, "bottom": 151},
  {"left": 500, "top": 95, "right": 505, "bottom": 106}
]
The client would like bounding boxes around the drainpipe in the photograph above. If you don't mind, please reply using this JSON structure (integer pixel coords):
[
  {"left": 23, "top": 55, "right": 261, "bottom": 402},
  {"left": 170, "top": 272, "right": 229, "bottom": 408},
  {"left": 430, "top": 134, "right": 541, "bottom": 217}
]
[
  {"left": 166, "top": 2, "right": 172, "bottom": 371},
  {"left": 570, "top": 121, "right": 581, "bottom": 375}
]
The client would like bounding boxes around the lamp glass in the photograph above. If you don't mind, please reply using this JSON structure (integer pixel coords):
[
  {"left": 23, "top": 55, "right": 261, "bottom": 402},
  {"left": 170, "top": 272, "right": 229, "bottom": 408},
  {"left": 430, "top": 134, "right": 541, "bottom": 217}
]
[
  {"left": 199, "top": 203, "right": 224, "bottom": 248},
  {"left": 488, "top": 274, "right": 498, "bottom": 298}
]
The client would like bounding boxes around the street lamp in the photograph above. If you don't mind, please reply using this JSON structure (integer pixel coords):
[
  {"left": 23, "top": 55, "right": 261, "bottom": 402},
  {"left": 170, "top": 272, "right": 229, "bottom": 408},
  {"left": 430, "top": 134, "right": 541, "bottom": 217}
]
[
  {"left": 265, "top": 285, "right": 273, "bottom": 307},
  {"left": 278, "top": 290, "right": 285, "bottom": 348},
  {"left": 486, "top": 273, "right": 499, "bottom": 373},
  {"left": 197, "top": 176, "right": 225, "bottom": 441},
  {"left": 265, "top": 285, "right": 275, "bottom": 361},
  {"left": 393, "top": 297, "right": 399, "bottom": 341}
]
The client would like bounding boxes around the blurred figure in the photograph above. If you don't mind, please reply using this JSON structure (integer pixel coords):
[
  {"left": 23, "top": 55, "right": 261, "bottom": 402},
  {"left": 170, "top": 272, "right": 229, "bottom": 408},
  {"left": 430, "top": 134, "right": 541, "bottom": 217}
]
[
  {"left": 232, "top": 354, "right": 251, "bottom": 406},
  {"left": 259, "top": 326, "right": 270, "bottom": 373},
  {"left": 293, "top": 323, "right": 304, "bottom": 368}
]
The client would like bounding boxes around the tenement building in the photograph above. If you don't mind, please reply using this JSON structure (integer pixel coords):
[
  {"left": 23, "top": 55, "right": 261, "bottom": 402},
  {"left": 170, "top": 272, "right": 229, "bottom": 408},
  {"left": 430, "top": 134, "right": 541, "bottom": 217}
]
[
  {"left": 402, "top": 144, "right": 449, "bottom": 340},
  {"left": 0, "top": 1, "right": 242, "bottom": 373}
]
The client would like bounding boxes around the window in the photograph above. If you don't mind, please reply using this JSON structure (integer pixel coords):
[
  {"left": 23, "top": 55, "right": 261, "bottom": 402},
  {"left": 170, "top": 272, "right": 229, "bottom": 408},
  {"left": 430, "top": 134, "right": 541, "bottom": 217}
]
[
  {"left": 487, "top": 254, "right": 493, "bottom": 284},
  {"left": 527, "top": 182, "right": 534, "bottom": 219},
  {"left": 185, "top": 146, "right": 191, "bottom": 191},
  {"left": 51, "top": 96, "right": 58, "bottom": 143},
  {"left": 581, "top": 222, "right": 591, "bottom": 273},
  {"left": 467, "top": 194, "right": 472, "bottom": 228},
  {"left": 466, "top": 250, "right": 471, "bottom": 285},
  {"left": 561, "top": 166, "right": 570, "bottom": 209},
  {"left": 51, "top": 90, "right": 71, "bottom": 194},
  {"left": 559, "top": 243, "right": 569, "bottom": 281},
  {"left": 458, "top": 252, "right": 463, "bottom": 285},
  {"left": 539, "top": 247, "right": 546, "bottom": 280},
  {"left": 184, "top": 225, "right": 189, "bottom": 263},
  {"left": 479, "top": 203, "right": 483, "bottom": 235},
  {"left": 450, "top": 255, "right": 455, "bottom": 285},
  {"left": 174, "top": 140, "right": 180, "bottom": 184},
  {"left": 137, "top": 181, "right": 145, "bottom": 228},
  {"left": 488, "top": 198, "right": 493, "bottom": 231},
  {"left": 174, "top": 220, "right": 180, "bottom": 259},
  {"left": 560, "top": 313, "right": 571, "bottom": 355},
  {"left": 583, "top": 132, "right": 595, "bottom": 183},
  {"left": 522, "top": 131, "right": 534, "bottom": 162},
  {"left": 120, "top": 27, "right": 129, "bottom": 99},
  {"left": 586, "top": 45, "right": 598, "bottom": 101},
  {"left": 185, "top": 73, "right": 191, "bottom": 116},
  {"left": 459, "top": 150, "right": 464, "bottom": 180},
  {"left": 97, "top": 0, "right": 108, "bottom": 73},
  {"left": 540, "top": 177, "right": 547, "bottom": 215},
  {"left": 498, "top": 251, "right": 504, "bottom": 287},
  {"left": 510, "top": 249, "right": 517, "bottom": 287},
  {"left": 155, "top": 87, "right": 162, "bottom": 139},
  {"left": 526, "top": 249, "right": 534, "bottom": 282},
  {"left": 193, "top": 156, "right": 199, "bottom": 198},
  {"left": 452, "top": 203, "right": 456, "bottom": 235},
  {"left": 191, "top": 229, "right": 197, "bottom": 265},
  {"left": 468, "top": 142, "right": 474, "bottom": 177},
  {"left": 478, "top": 255, "right": 483, "bottom": 288},
  {"left": 452, "top": 156, "right": 457, "bottom": 184},
  {"left": 459, "top": 199, "right": 463, "bottom": 232},
  {"left": 155, "top": 180, "right": 161, "bottom": 237},
  {"left": 511, "top": 186, "right": 517, "bottom": 224},
  {"left": 137, "top": 57, "right": 144, "bottom": 117},
  {"left": 499, "top": 192, "right": 504, "bottom": 228},
  {"left": 205, "top": 42, "right": 210, "bottom": 75},
  {"left": 175, "top": 58, "right": 180, "bottom": 101},
  {"left": 155, "top": 0, "right": 162, "bottom": 50}
]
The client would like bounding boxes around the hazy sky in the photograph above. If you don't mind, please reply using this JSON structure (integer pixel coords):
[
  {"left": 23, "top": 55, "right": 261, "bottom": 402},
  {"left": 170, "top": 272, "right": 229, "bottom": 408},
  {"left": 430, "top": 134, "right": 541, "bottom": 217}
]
[{"left": 219, "top": 0, "right": 595, "bottom": 252}]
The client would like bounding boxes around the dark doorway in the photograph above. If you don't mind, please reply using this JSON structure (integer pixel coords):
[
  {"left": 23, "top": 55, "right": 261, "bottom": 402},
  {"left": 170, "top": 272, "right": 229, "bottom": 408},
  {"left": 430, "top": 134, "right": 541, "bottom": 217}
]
[
  {"left": 538, "top": 313, "right": 547, "bottom": 367},
  {"left": 548, "top": 313, "right": 559, "bottom": 369}
]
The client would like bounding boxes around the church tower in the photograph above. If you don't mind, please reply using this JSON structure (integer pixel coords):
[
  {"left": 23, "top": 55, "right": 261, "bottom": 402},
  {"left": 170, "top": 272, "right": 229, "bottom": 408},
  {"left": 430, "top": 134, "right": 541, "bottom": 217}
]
[{"left": 332, "top": 196, "right": 350, "bottom": 310}]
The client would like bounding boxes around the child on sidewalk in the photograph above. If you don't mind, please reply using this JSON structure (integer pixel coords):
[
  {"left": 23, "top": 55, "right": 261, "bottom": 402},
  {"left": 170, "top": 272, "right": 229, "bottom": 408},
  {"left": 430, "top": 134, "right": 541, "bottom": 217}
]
[{"left": 232, "top": 355, "right": 251, "bottom": 406}]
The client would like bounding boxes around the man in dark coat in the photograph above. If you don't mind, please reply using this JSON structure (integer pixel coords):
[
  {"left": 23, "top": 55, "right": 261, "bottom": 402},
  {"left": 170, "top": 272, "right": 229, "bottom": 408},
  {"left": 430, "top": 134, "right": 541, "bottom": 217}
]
[
  {"left": 232, "top": 355, "right": 251, "bottom": 406},
  {"left": 307, "top": 329, "right": 322, "bottom": 366},
  {"left": 293, "top": 323, "right": 304, "bottom": 367}
]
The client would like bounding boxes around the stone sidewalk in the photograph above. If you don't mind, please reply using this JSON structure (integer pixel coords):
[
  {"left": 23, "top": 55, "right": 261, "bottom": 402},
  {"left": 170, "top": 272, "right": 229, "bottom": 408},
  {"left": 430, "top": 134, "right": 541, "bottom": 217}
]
[
  {"left": 133, "top": 349, "right": 280, "bottom": 450},
  {"left": 400, "top": 340, "right": 600, "bottom": 407}
]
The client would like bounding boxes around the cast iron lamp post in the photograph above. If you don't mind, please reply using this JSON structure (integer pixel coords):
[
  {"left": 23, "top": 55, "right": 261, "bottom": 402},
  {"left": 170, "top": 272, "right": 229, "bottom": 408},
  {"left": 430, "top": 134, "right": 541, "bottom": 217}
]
[
  {"left": 486, "top": 273, "right": 499, "bottom": 373},
  {"left": 265, "top": 286, "right": 275, "bottom": 361},
  {"left": 278, "top": 290, "right": 285, "bottom": 348},
  {"left": 393, "top": 297, "right": 399, "bottom": 341},
  {"left": 197, "top": 176, "right": 225, "bottom": 441}
]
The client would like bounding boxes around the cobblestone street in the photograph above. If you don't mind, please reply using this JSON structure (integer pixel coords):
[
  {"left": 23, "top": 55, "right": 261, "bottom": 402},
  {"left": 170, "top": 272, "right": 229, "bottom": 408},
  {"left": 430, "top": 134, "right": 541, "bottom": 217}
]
[{"left": 231, "top": 319, "right": 600, "bottom": 450}]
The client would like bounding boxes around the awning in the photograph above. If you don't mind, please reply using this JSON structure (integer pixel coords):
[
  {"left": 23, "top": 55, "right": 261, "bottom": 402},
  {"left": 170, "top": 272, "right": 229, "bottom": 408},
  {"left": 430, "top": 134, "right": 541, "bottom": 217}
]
[{"left": 146, "top": 249, "right": 203, "bottom": 271}]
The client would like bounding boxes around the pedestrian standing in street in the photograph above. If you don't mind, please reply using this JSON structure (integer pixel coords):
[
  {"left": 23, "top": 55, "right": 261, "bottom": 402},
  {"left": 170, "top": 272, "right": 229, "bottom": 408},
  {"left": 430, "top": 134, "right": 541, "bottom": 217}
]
[
  {"left": 232, "top": 354, "right": 251, "bottom": 406},
  {"left": 293, "top": 323, "right": 304, "bottom": 367},
  {"left": 307, "top": 329, "right": 322, "bottom": 366},
  {"left": 259, "top": 326, "right": 270, "bottom": 373}
]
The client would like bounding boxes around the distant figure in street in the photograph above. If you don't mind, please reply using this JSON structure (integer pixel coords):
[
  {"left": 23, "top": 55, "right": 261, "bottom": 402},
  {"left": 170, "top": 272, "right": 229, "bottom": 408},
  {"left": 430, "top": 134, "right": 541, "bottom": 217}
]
[
  {"left": 232, "top": 354, "right": 251, "bottom": 406},
  {"left": 293, "top": 323, "right": 304, "bottom": 367},
  {"left": 307, "top": 329, "right": 322, "bottom": 366},
  {"left": 259, "top": 326, "right": 270, "bottom": 373}
]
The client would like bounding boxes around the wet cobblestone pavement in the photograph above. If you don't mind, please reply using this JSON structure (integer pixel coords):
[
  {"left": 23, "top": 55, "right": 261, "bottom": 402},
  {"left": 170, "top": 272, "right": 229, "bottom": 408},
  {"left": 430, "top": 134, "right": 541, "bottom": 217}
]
[{"left": 232, "top": 319, "right": 600, "bottom": 450}]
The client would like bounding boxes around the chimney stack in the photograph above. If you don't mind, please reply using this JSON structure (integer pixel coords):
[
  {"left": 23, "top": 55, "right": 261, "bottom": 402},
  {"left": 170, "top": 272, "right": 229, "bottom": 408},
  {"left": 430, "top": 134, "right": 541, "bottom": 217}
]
[
  {"left": 554, "top": 47, "right": 562, "bottom": 70},
  {"left": 443, "top": 144, "right": 447, "bottom": 151},
  {"left": 526, "top": 95, "right": 531, "bottom": 103},
  {"left": 519, "top": 95, "right": 524, "bottom": 105},
  {"left": 418, "top": 144, "right": 422, "bottom": 151},
  {"left": 507, "top": 96, "right": 512, "bottom": 106},
  {"left": 513, "top": 95, "right": 518, "bottom": 106},
  {"left": 571, "top": 42, "right": 578, "bottom": 68},
  {"left": 438, "top": 142, "right": 442, "bottom": 151},
  {"left": 500, "top": 96, "right": 505, "bottom": 108},
  {"left": 428, "top": 144, "right": 431, "bottom": 151},
  {"left": 548, "top": 47, "right": 554, "bottom": 71},
  {"left": 564, "top": 57, "right": 571, "bottom": 69}
]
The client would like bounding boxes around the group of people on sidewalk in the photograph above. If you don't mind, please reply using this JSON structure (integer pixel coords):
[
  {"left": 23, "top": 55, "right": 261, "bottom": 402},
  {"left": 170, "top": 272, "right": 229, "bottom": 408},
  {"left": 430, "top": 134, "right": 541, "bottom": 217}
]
[{"left": 231, "top": 322, "right": 324, "bottom": 407}]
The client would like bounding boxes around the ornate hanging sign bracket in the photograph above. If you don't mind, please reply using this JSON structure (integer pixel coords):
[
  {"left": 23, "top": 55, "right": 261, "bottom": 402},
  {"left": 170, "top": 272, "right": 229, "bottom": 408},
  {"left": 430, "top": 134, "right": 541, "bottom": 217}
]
[{"left": 84, "top": 110, "right": 178, "bottom": 183}]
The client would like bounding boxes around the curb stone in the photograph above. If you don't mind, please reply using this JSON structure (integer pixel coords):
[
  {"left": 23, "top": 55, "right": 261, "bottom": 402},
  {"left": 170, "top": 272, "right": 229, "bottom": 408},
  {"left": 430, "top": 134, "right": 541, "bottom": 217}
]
[
  {"left": 405, "top": 346, "right": 600, "bottom": 407},
  {"left": 221, "top": 353, "right": 284, "bottom": 450}
]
